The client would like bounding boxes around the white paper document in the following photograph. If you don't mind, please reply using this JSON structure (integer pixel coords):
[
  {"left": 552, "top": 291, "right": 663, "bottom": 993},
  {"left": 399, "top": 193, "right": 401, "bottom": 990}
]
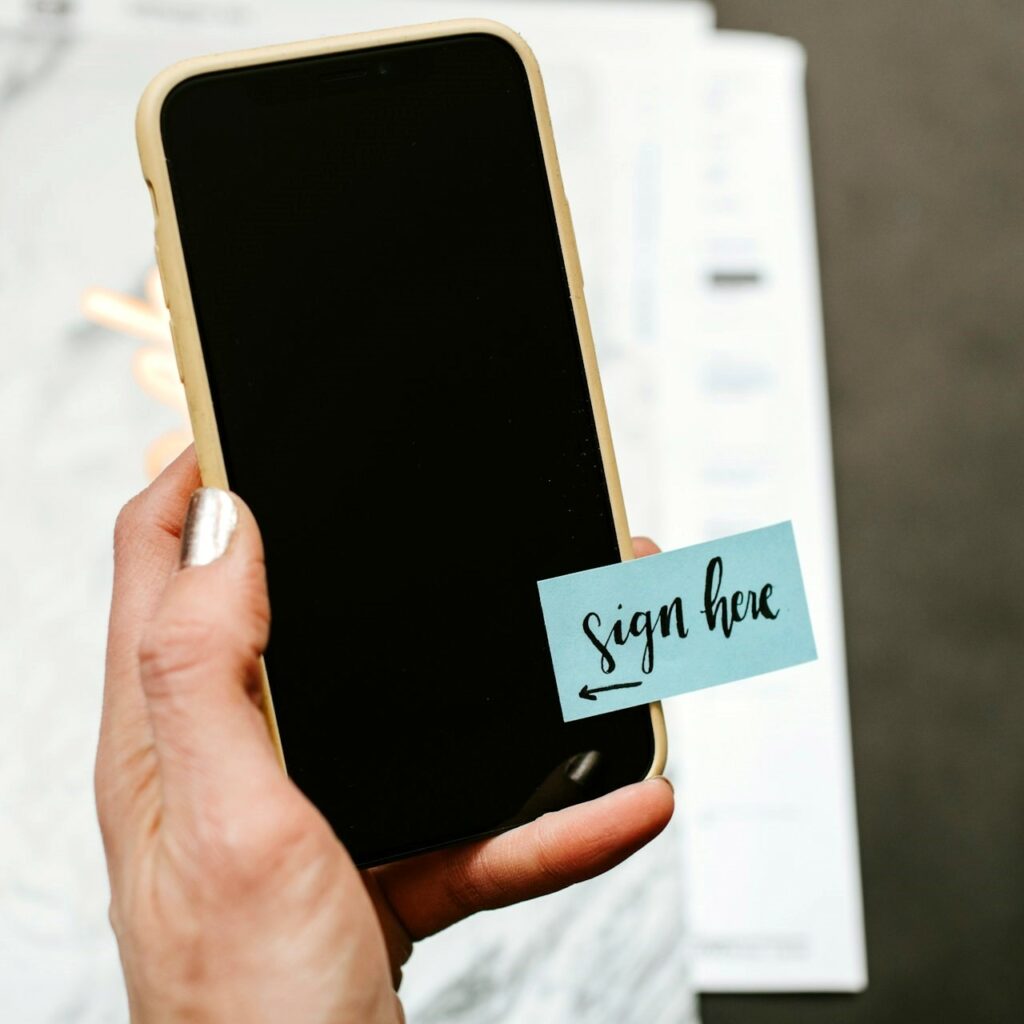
[{"left": 654, "top": 32, "right": 868, "bottom": 992}]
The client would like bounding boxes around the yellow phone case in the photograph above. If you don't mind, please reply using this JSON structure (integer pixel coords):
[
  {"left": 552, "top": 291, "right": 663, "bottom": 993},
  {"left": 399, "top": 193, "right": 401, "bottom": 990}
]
[{"left": 135, "top": 18, "right": 667, "bottom": 781}]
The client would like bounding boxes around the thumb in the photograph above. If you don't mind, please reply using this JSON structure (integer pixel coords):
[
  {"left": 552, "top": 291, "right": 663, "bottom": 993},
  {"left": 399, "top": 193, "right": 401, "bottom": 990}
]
[{"left": 138, "top": 487, "right": 282, "bottom": 814}]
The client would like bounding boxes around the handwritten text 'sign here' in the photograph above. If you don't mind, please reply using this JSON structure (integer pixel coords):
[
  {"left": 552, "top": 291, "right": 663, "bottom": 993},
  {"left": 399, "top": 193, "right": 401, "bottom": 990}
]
[{"left": 537, "top": 522, "right": 818, "bottom": 722}]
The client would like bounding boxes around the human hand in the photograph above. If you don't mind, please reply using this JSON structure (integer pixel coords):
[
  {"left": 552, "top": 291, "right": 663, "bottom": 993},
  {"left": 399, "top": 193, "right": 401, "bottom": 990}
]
[{"left": 96, "top": 447, "right": 673, "bottom": 1023}]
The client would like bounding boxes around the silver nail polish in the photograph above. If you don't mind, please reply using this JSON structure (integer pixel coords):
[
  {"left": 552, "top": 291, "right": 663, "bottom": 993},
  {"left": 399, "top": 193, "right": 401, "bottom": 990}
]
[{"left": 180, "top": 488, "right": 238, "bottom": 568}]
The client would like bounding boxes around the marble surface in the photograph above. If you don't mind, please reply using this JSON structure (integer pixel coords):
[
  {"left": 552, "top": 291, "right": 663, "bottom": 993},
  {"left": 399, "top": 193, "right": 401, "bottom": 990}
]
[{"left": 0, "top": 6, "right": 695, "bottom": 1022}]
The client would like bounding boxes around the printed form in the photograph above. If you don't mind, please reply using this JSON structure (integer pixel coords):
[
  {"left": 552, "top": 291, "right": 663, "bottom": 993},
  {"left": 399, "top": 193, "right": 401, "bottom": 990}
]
[{"left": 653, "top": 29, "right": 868, "bottom": 992}]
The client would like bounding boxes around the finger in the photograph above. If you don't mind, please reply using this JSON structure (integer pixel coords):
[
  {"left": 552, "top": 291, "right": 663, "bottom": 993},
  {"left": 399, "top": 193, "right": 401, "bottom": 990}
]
[
  {"left": 137, "top": 488, "right": 281, "bottom": 817},
  {"left": 631, "top": 536, "right": 661, "bottom": 558},
  {"left": 361, "top": 872, "right": 415, "bottom": 990},
  {"left": 102, "top": 446, "right": 200, "bottom": 732},
  {"left": 97, "top": 447, "right": 200, "bottom": 836},
  {"left": 372, "top": 776, "right": 673, "bottom": 939}
]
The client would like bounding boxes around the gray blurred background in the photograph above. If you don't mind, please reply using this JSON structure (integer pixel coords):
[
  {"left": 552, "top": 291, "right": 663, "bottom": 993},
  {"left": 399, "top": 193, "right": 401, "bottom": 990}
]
[{"left": 707, "top": 1, "right": 1024, "bottom": 1022}]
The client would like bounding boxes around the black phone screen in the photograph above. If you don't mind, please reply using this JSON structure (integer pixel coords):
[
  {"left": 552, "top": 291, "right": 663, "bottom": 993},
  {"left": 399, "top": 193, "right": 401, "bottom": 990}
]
[{"left": 160, "top": 31, "right": 656, "bottom": 865}]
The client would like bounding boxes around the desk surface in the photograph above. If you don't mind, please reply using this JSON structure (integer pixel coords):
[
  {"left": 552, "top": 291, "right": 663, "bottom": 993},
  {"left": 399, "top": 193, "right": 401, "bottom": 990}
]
[{"left": 705, "top": 1, "right": 1024, "bottom": 1021}]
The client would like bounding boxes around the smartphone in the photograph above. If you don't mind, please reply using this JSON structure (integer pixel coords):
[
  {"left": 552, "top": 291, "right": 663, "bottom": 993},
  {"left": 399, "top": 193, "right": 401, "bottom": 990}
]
[{"left": 136, "top": 19, "right": 666, "bottom": 867}]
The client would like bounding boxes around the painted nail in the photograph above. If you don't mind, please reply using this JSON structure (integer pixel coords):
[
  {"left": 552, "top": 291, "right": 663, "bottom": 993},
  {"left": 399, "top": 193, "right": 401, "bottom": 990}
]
[{"left": 179, "top": 488, "right": 238, "bottom": 568}]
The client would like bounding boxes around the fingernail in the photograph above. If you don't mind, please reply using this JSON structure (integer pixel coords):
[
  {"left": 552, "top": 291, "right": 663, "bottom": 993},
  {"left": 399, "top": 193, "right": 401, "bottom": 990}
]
[
  {"left": 649, "top": 774, "right": 674, "bottom": 794},
  {"left": 180, "top": 488, "right": 238, "bottom": 568}
]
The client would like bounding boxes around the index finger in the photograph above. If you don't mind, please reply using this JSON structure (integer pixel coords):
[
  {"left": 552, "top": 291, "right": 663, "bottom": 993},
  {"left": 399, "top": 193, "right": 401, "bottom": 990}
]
[
  {"left": 99, "top": 447, "right": 200, "bottom": 769},
  {"left": 371, "top": 777, "right": 674, "bottom": 940}
]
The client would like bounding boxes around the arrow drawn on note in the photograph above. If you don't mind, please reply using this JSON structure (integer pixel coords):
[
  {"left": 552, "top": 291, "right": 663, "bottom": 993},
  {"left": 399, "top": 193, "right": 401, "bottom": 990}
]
[{"left": 578, "top": 680, "right": 644, "bottom": 701}]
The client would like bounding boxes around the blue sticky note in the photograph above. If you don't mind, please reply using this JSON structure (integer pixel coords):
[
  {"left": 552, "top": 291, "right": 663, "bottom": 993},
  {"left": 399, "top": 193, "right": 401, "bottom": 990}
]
[{"left": 537, "top": 522, "right": 817, "bottom": 721}]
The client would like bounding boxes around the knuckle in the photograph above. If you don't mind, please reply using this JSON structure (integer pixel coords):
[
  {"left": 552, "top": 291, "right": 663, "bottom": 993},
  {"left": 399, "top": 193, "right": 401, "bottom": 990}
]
[
  {"left": 193, "top": 796, "right": 319, "bottom": 890},
  {"left": 137, "top": 575, "right": 269, "bottom": 700},
  {"left": 530, "top": 815, "right": 575, "bottom": 889},
  {"left": 138, "top": 614, "right": 220, "bottom": 695},
  {"left": 442, "top": 847, "right": 502, "bottom": 919},
  {"left": 113, "top": 492, "right": 148, "bottom": 559},
  {"left": 93, "top": 749, "right": 116, "bottom": 830},
  {"left": 106, "top": 898, "right": 124, "bottom": 940},
  {"left": 106, "top": 889, "right": 138, "bottom": 944}
]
